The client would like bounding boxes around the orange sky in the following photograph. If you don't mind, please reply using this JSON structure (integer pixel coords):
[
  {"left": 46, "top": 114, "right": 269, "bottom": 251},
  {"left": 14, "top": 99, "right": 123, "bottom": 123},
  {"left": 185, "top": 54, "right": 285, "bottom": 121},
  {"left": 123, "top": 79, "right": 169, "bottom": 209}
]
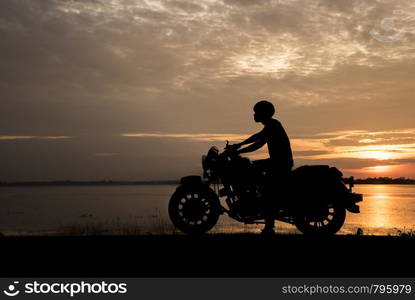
[
  {"left": 124, "top": 129, "right": 415, "bottom": 178},
  {"left": 1, "top": 0, "right": 415, "bottom": 180}
]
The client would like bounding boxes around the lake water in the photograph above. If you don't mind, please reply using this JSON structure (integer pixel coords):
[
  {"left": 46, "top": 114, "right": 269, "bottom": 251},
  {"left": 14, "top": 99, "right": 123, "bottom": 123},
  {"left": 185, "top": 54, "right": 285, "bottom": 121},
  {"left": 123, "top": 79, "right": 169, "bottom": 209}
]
[{"left": 0, "top": 184, "right": 414, "bottom": 236}]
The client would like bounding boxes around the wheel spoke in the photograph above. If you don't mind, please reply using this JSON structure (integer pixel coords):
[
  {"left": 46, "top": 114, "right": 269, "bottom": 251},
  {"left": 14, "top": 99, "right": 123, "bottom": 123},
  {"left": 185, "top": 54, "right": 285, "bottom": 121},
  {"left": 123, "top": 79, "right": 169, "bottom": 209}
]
[
  {"left": 294, "top": 204, "right": 345, "bottom": 235},
  {"left": 170, "top": 190, "right": 221, "bottom": 234}
]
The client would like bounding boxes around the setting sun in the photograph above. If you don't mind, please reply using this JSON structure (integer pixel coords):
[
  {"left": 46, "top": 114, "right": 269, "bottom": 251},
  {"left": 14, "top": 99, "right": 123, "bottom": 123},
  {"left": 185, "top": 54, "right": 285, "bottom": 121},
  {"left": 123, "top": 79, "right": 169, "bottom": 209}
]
[
  {"left": 357, "top": 151, "right": 397, "bottom": 161},
  {"left": 364, "top": 165, "right": 392, "bottom": 173}
]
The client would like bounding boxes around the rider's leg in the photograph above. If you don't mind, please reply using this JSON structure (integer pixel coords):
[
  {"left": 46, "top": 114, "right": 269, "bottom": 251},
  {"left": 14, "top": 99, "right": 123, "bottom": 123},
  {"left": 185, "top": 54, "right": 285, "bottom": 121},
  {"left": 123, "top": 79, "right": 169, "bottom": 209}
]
[
  {"left": 262, "top": 166, "right": 291, "bottom": 234},
  {"left": 262, "top": 170, "right": 276, "bottom": 233}
]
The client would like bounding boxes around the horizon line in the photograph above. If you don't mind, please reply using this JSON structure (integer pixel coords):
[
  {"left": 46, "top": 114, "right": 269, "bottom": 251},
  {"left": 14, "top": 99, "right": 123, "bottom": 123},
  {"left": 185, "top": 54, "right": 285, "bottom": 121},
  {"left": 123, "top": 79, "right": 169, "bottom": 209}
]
[{"left": 1, "top": 177, "right": 415, "bottom": 184}]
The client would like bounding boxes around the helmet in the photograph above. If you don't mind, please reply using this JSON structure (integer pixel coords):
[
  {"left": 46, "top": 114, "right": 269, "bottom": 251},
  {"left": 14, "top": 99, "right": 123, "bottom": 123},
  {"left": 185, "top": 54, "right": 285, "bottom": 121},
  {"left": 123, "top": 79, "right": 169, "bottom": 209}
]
[{"left": 254, "top": 100, "right": 275, "bottom": 119}]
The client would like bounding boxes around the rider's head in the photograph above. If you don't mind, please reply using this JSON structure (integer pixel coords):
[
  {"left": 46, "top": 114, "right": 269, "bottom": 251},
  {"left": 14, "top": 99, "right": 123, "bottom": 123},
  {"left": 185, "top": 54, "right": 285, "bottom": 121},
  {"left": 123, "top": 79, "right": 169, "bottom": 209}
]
[{"left": 253, "top": 100, "right": 275, "bottom": 123}]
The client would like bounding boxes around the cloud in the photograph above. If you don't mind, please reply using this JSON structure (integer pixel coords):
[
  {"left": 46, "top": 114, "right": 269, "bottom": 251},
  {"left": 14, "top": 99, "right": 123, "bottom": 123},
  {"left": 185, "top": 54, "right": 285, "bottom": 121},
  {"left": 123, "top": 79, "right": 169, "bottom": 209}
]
[
  {"left": 1, "top": 0, "right": 415, "bottom": 180},
  {"left": 122, "top": 132, "right": 249, "bottom": 142},
  {"left": 0, "top": 136, "right": 71, "bottom": 141},
  {"left": 94, "top": 152, "right": 119, "bottom": 156},
  {"left": 293, "top": 129, "right": 415, "bottom": 161},
  {"left": 124, "top": 127, "right": 415, "bottom": 164}
]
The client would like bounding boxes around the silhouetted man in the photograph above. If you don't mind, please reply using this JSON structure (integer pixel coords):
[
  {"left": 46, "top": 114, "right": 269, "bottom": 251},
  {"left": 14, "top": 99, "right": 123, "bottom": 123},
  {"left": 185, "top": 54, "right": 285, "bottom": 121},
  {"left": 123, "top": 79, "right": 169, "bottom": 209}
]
[{"left": 231, "top": 101, "right": 293, "bottom": 235}]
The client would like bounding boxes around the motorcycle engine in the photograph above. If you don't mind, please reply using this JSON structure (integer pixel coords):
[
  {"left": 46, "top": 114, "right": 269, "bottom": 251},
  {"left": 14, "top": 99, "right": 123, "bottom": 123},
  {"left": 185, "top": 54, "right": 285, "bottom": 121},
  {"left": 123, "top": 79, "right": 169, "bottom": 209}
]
[{"left": 227, "top": 184, "right": 262, "bottom": 220}]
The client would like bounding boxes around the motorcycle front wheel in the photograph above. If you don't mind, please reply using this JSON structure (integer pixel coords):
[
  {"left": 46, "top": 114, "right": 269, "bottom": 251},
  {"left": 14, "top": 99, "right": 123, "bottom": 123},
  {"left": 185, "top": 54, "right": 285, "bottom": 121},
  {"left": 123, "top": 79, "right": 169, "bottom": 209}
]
[
  {"left": 294, "top": 203, "right": 346, "bottom": 235},
  {"left": 168, "top": 188, "right": 220, "bottom": 235}
]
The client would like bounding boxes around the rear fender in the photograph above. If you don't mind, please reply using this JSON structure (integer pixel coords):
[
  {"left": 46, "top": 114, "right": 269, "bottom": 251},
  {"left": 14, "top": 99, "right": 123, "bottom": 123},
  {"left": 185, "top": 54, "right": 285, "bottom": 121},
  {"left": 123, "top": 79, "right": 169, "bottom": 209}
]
[
  {"left": 326, "top": 191, "right": 362, "bottom": 213},
  {"left": 343, "top": 192, "right": 363, "bottom": 213}
]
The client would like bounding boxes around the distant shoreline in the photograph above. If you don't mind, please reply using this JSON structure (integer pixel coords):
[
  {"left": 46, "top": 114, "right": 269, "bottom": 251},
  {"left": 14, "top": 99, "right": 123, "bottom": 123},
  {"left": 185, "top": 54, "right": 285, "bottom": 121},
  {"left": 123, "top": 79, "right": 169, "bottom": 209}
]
[
  {"left": 354, "top": 178, "right": 415, "bottom": 185},
  {"left": 0, "top": 180, "right": 180, "bottom": 186},
  {"left": 1, "top": 177, "right": 415, "bottom": 186}
]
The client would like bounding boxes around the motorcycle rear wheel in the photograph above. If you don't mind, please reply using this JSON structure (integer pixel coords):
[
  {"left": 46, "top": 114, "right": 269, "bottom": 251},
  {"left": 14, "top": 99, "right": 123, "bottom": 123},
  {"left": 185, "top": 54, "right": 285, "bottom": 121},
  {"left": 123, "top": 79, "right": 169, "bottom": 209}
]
[
  {"left": 168, "top": 189, "right": 220, "bottom": 235},
  {"left": 294, "top": 203, "right": 346, "bottom": 235}
]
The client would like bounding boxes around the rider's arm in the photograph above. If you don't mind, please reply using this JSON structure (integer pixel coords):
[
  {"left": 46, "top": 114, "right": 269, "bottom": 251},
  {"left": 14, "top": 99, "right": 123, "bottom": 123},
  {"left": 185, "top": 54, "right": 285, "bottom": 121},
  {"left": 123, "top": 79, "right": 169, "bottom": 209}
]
[
  {"left": 237, "top": 139, "right": 266, "bottom": 154},
  {"left": 235, "top": 131, "right": 264, "bottom": 148}
]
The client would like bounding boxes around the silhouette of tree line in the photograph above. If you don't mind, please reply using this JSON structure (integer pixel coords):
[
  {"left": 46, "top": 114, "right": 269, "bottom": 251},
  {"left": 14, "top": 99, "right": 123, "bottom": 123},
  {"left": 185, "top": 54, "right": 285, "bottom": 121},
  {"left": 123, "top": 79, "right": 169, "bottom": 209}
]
[{"left": 354, "top": 177, "right": 415, "bottom": 184}]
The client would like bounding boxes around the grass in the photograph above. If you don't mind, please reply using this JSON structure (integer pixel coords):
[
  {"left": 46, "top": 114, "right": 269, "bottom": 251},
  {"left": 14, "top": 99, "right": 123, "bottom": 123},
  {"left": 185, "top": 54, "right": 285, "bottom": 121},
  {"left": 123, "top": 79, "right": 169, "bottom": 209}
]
[
  {"left": 395, "top": 228, "right": 415, "bottom": 238},
  {"left": 1, "top": 213, "right": 414, "bottom": 237},
  {"left": 0, "top": 209, "right": 178, "bottom": 236},
  {"left": 55, "top": 215, "right": 178, "bottom": 236}
]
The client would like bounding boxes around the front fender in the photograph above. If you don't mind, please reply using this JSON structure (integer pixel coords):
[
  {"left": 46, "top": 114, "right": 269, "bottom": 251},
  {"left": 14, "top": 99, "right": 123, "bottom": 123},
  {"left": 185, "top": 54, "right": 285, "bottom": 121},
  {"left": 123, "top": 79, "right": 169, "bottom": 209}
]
[
  {"left": 177, "top": 176, "right": 205, "bottom": 193},
  {"left": 179, "top": 175, "right": 203, "bottom": 186}
]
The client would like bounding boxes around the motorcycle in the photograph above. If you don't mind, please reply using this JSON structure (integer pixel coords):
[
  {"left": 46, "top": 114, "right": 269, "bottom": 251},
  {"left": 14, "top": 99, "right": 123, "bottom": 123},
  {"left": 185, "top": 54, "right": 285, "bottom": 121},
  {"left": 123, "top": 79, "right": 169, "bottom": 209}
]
[{"left": 168, "top": 142, "right": 363, "bottom": 235}]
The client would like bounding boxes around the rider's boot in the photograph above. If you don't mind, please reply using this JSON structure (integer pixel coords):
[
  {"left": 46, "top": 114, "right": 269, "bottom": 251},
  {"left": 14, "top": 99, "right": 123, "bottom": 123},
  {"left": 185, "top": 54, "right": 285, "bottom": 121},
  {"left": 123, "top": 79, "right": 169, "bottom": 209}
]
[
  {"left": 261, "top": 217, "right": 275, "bottom": 235},
  {"left": 261, "top": 226, "right": 275, "bottom": 235}
]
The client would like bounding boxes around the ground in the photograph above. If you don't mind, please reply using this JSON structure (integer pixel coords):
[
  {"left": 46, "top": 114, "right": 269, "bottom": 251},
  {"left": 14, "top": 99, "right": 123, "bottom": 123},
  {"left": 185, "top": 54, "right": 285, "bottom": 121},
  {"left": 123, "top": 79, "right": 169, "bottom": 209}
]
[{"left": 1, "top": 234, "right": 414, "bottom": 277}]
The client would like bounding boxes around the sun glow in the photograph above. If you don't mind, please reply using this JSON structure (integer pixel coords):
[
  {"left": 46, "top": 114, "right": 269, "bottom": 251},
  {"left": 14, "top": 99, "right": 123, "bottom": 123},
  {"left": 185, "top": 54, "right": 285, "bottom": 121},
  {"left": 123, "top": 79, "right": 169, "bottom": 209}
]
[
  {"left": 364, "top": 165, "right": 392, "bottom": 173},
  {"left": 124, "top": 129, "right": 415, "bottom": 178},
  {"left": 356, "top": 151, "right": 397, "bottom": 160}
]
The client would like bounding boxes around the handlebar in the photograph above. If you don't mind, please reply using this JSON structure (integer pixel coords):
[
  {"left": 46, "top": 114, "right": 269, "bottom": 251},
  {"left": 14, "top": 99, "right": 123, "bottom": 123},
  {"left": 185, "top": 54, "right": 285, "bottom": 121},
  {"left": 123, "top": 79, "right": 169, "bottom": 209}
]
[{"left": 223, "top": 144, "right": 239, "bottom": 156}]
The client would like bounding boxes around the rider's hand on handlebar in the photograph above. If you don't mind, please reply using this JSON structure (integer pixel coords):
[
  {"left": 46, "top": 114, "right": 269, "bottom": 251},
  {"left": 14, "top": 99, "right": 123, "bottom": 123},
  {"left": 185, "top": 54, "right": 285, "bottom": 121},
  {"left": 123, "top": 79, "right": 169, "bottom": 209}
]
[{"left": 225, "top": 143, "right": 240, "bottom": 153}]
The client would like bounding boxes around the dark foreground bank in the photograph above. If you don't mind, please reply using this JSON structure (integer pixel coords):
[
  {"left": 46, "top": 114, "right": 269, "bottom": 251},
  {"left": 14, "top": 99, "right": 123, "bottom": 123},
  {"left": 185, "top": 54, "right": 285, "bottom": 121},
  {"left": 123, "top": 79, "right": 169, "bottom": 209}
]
[{"left": 1, "top": 234, "right": 413, "bottom": 277}]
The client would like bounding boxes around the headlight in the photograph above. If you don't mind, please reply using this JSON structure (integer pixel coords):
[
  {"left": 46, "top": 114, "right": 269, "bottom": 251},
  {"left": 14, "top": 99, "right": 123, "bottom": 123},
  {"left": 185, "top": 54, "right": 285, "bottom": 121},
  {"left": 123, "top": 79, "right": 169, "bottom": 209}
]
[{"left": 202, "top": 155, "right": 208, "bottom": 171}]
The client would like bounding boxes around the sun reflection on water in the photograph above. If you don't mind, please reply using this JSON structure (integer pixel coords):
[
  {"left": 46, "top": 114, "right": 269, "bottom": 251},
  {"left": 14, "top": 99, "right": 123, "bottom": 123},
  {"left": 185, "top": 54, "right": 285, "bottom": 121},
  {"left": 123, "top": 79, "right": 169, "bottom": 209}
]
[
  {"left": 367, "top": 190, "right": 391, "bottom": 229},
  {"left": 348, "top": 184, "right": 415, "bottom": 235}
]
